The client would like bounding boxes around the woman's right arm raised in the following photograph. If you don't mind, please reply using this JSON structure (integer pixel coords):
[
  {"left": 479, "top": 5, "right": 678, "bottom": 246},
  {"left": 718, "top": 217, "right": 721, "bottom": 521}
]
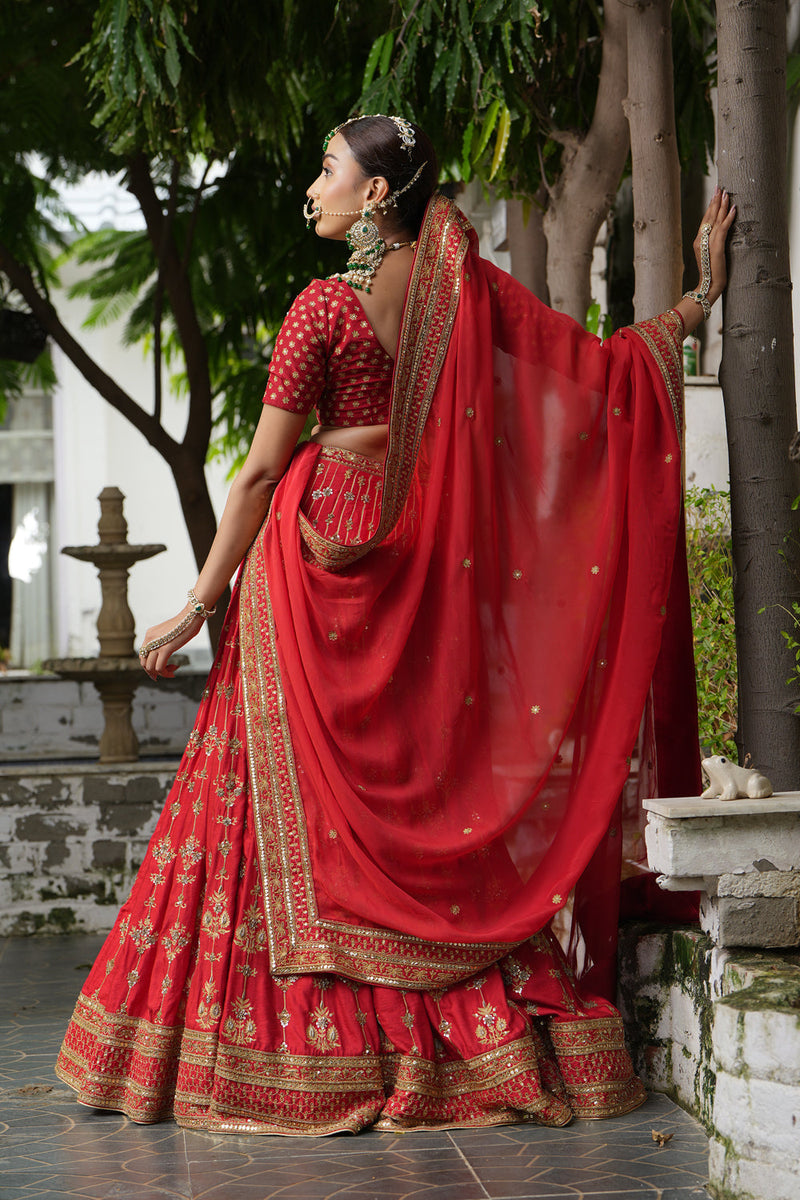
[{"left": 138, "top": 404, "right": 307, "bottom": 680}]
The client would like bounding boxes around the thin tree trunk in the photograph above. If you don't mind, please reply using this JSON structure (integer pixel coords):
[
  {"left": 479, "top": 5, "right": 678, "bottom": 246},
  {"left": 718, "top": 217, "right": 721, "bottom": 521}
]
[
  {"left": 543, "top": 0, "right": 629, "bottom": 322},
  {"left": 172, "top": 450, "right": 228, "bottom": 647},
  {"left": 507, "top": 194, "right": 549, "bottom": 303},
  {"left": 625, "top": 0, "right": 683, "bottom": 321},
  {"left": 0, "top": 240, "right": 225, "bottom": 648},
  {"left": 717, "top": 0, "right": 800, "bottom": 787}
]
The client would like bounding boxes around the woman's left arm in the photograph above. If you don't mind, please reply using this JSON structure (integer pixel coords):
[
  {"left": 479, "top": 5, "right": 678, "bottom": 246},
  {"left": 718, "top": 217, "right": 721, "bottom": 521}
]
[
  {"left": 139, "top": 404, "right": 307, "bottom": 680},
  {"left": 674, "top": 187, "right": 736, "bottom": 336}
]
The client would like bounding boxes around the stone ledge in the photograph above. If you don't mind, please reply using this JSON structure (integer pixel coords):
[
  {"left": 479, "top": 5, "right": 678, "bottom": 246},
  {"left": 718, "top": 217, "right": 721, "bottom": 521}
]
[{"left": 643, "top": 793, "right": 800, "bottom": 949}]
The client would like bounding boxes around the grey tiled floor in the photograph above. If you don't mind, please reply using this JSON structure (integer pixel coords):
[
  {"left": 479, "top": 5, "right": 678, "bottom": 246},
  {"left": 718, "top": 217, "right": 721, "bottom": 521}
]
[{"left": 0, "top": 936, "right": 712, "bottom": 1200}]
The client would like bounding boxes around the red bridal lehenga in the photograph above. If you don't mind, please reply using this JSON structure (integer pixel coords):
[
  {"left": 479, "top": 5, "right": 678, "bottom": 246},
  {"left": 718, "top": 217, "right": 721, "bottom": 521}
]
[{"left": 57, "top": 195, "right": 697, "bottom": 1134}]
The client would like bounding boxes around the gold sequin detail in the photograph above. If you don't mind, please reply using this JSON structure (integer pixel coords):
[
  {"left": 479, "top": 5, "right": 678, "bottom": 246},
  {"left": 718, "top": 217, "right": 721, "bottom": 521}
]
[
  {"left": 463, "top": 557, "right": 472, "bottom": 568},
  {"left": 512, "top": 569, "right": 522, "bottom": 580},
  {"left": 552, "top": 894, "right": 563, "bottom": 905},
  {"left": 465, "top": 407, "right": 475, "bottom": 419},
  {"left": 530, "top": 705, "right": 541, "bottom": 715},
  {"left": 591, "top": 565, "right": 600, "bottom": 575}
]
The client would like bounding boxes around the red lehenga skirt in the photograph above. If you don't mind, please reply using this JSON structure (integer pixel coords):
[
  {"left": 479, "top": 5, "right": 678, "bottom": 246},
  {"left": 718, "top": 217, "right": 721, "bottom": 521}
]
[{"left": 56, "top": 449, "right": 646, "bottom": 1134}]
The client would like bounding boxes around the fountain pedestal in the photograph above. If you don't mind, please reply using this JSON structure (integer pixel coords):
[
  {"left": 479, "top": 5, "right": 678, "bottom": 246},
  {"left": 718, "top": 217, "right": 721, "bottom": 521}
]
[{"left": 44, "top": 487, "right": 166, "bottom": 763}]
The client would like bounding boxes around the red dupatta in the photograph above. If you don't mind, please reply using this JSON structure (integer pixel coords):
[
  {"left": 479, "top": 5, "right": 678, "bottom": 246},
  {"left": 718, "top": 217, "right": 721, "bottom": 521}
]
[{"left": 239, "top": 194, "right": 689, "bottom": 990}]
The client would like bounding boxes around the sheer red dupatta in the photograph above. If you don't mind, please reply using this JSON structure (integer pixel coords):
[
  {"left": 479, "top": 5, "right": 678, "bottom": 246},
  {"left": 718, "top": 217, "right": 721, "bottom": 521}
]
[{"left": 239, "top": 194, "right": 688, "bottom": 990}]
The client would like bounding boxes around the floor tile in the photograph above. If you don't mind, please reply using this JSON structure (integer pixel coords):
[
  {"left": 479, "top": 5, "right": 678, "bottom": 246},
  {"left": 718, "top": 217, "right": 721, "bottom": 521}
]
[{"left": 0, "top": 935, "right": 712, "bottom": 1200}]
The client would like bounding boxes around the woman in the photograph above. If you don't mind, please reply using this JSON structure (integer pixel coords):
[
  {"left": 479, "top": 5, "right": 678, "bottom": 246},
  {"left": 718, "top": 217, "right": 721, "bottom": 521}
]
[{"left": 57, "top": 116, "right": 734, "bottom": 1134}]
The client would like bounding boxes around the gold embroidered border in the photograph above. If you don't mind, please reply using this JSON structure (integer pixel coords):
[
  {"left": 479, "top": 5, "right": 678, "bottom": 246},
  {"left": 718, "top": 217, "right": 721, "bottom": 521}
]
[
  {"left": 57, "top": 992, "right": 643, "bottom": 1132},
  {"left": 297, "top": 193, "right": 470, "bottom": 573},
  {"left": 240, "top": 200, "right": 517, "bottom": 987},
  {"left": 316, "top": 444, "right": 384, "bottom": 475},
  {"left": 381, "top": 1035, "right": 542, "bottom": 1099},
  {"left": 240, "top": 540, "right": 516, "bottom": 986},
  {"left": 626, "top": 311, "right": 685, "bottom": 436}
]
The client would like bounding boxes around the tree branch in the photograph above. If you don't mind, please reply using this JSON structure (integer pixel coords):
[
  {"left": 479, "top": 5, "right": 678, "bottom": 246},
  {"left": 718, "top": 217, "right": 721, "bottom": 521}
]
[
  {"left": 152, "top": 158, "right": 181, "bottom": 426},
  {"left": 125, "top": 153, "right": 212, "bottom": 460},
  {"left": 0, "top": 239, "right": 179, "bottom": 461},
  {"left": 542, "top": 0, "right": 630, "bottom": 322}
]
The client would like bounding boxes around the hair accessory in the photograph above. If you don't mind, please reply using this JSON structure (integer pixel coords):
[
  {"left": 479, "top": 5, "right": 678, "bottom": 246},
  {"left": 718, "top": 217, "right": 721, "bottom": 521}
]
[
  {"left": 323, "top": 114, "right": 416, "bottom": 156},
  {"left": 138, "top": 590, "right": 216, "bottom": 659},
  {"left": 683, "top": 222, "right": 713, "bottom": 320},
  {"left": 302, "top": 161, "right": 426, "bottom": 228}
]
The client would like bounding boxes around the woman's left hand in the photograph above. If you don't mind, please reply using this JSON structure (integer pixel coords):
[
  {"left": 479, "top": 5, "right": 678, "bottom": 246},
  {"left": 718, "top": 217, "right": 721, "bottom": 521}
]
[
  {"left": 138, "top": 605, "right": 205, "bottom": 681},
  {"left": 692, "top": 186, "right": 736, "bottom": 307}
]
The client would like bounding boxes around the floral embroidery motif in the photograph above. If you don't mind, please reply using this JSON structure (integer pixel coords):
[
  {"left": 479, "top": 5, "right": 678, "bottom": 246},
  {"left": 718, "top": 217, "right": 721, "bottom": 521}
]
[
  {"left": 474, "top": 1001, "right": 509, "bottom": 1046},
  {"left": 223, "top": 996, "right": 258, "bottom": 1045},
  {"left": 306, "top": 1003, "right": 341, "bottom": 1053}
]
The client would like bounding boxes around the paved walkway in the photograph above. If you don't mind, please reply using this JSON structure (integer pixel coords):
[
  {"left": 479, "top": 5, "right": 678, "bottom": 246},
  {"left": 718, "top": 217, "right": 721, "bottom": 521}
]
[{"left": 0, "top": 936, "right": 712, "bottom": 1200}]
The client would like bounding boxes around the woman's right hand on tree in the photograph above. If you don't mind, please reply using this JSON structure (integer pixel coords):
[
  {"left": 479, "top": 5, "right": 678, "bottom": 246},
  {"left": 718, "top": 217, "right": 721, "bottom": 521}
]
[{"left": 692, "top": 186, "right": 736, "bottom": 307}]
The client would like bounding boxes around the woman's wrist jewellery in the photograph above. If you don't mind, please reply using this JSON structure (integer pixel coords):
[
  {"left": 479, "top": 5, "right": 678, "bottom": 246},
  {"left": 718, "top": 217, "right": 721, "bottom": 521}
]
[
  {"left": 187, "top": 588, "right": 216, "bottom": 619},
  {"left": 682, "top": 222, "right": 713, "bottom": 320},
  {"left": 138, "top": 589, "right": 216, "bottom": 659}
]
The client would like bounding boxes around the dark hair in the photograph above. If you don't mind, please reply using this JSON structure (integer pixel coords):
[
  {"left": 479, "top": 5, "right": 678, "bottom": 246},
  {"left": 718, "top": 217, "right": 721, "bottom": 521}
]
[{"left": 339, "top": 116, "right": 438, "bottom": 236}]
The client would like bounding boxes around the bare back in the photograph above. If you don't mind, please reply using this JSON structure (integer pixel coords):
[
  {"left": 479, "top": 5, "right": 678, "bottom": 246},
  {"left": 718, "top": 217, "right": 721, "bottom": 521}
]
[{"left": 309, "top": 248, "right": 414, "bottom": 462}]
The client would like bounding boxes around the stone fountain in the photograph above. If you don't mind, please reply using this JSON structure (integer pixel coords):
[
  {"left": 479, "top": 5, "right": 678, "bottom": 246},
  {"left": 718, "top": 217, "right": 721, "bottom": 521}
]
[{"left": 44, "top": 487, "right": 166, "bottom": 763}]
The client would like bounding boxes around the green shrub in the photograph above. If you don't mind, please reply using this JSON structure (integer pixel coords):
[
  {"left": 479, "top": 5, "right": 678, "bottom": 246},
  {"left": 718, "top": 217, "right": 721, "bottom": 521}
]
[{"left": 685, "top": 487, "right": 738, "bottom": 760}]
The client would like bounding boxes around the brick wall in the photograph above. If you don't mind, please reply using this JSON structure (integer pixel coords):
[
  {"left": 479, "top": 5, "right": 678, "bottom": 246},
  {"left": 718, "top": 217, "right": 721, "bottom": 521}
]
[
  {"left": 0, "top": 762, "right": 173, "bottom": 935},
  {"left": 0, "top": 672, "right": 206, "bottom": 762}
]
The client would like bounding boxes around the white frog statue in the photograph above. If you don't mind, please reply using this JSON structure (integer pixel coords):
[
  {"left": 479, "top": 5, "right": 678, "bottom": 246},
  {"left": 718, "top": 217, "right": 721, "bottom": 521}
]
[{"left": 700, "top": 754, "right": 773, "bottom": 801}]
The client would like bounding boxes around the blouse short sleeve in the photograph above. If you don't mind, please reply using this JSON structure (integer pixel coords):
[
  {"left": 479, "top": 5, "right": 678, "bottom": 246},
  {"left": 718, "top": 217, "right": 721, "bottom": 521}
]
[{"left": 262, "top": 281, "right": 328, "bottom": 414}]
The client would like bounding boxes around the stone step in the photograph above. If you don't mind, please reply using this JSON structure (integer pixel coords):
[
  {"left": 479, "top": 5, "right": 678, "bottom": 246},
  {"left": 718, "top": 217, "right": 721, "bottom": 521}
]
[{"left": 618, "top": 923, "right": 800, "bottom": 1200}]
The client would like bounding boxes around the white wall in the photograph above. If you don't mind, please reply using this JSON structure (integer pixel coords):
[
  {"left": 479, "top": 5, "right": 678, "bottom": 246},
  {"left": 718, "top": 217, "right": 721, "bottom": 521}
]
[{"left": 48, "top": 258, "right": 234, "bottom": 667}]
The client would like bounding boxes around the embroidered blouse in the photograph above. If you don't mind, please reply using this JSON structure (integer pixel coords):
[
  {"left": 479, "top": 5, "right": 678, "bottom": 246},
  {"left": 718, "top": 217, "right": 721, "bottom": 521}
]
[{"left": 262, "top": 279, "right": 393, "bottom": 426}]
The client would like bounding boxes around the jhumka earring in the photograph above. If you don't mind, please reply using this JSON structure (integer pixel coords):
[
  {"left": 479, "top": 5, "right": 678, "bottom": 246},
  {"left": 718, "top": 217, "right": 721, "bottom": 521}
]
[{"left": 338, "top": 205, "right": 386, "bottom": 292}]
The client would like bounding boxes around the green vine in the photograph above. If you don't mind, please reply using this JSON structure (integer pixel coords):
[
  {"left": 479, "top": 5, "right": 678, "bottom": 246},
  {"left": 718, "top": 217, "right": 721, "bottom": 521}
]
[{"left": 685, "top": 487, "right": 738, "bottom": 760}]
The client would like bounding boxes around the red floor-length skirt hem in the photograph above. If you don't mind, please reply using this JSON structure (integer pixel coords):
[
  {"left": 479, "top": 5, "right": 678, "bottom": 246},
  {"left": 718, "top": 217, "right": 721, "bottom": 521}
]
[{"left": 56, "top": 582, "right": 645, "bottom": 1135}]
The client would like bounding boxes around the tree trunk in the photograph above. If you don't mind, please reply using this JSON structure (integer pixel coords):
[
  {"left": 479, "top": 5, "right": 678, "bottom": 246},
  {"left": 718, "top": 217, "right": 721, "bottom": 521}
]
[
  {"left": 543, "top": 0, "right": 630, "bottom": 322},
  {"left": 625, "top": 0, "right": 683, "bottom": 321},
  {"left": 0, "top": 239, "right": 224, "bottom": 649},
  {"left": 507, "top": 194, "right": 549, "bottom": 303},
  {"left": 717, "top": 0, "right": 800, "bottom": 787},
  {"left": 170, "top": 448, "right": 229, "bottom": 647}
]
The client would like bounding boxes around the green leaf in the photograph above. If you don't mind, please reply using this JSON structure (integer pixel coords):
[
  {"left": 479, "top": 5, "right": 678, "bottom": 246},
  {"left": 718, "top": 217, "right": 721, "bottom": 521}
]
[
  {"left": 488, "top": 102, "right": 510, "bottom": 179},
  {"left": 379, "top": 30, "right": 395, "bottom": 76},
  {"left": 363, "top": 34, "right": 385, "bottom": 90},
  {"left": 445, "top": 43, "right": 462, "bottom": 111},
  {"left": 163, "top": 22, "right": 181, "bottom": 89},
  {"left": 134, "top": 23, "right": 162, "bottom": 97},
  {"left": 472, "top": 98, "right": 500, "bottom": 162},
  {"left": 430, "top": 47, "right": 452, "bottom": 95},
  {"left": 460, "top": 119, "right": 475, "bottom": 181}
]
